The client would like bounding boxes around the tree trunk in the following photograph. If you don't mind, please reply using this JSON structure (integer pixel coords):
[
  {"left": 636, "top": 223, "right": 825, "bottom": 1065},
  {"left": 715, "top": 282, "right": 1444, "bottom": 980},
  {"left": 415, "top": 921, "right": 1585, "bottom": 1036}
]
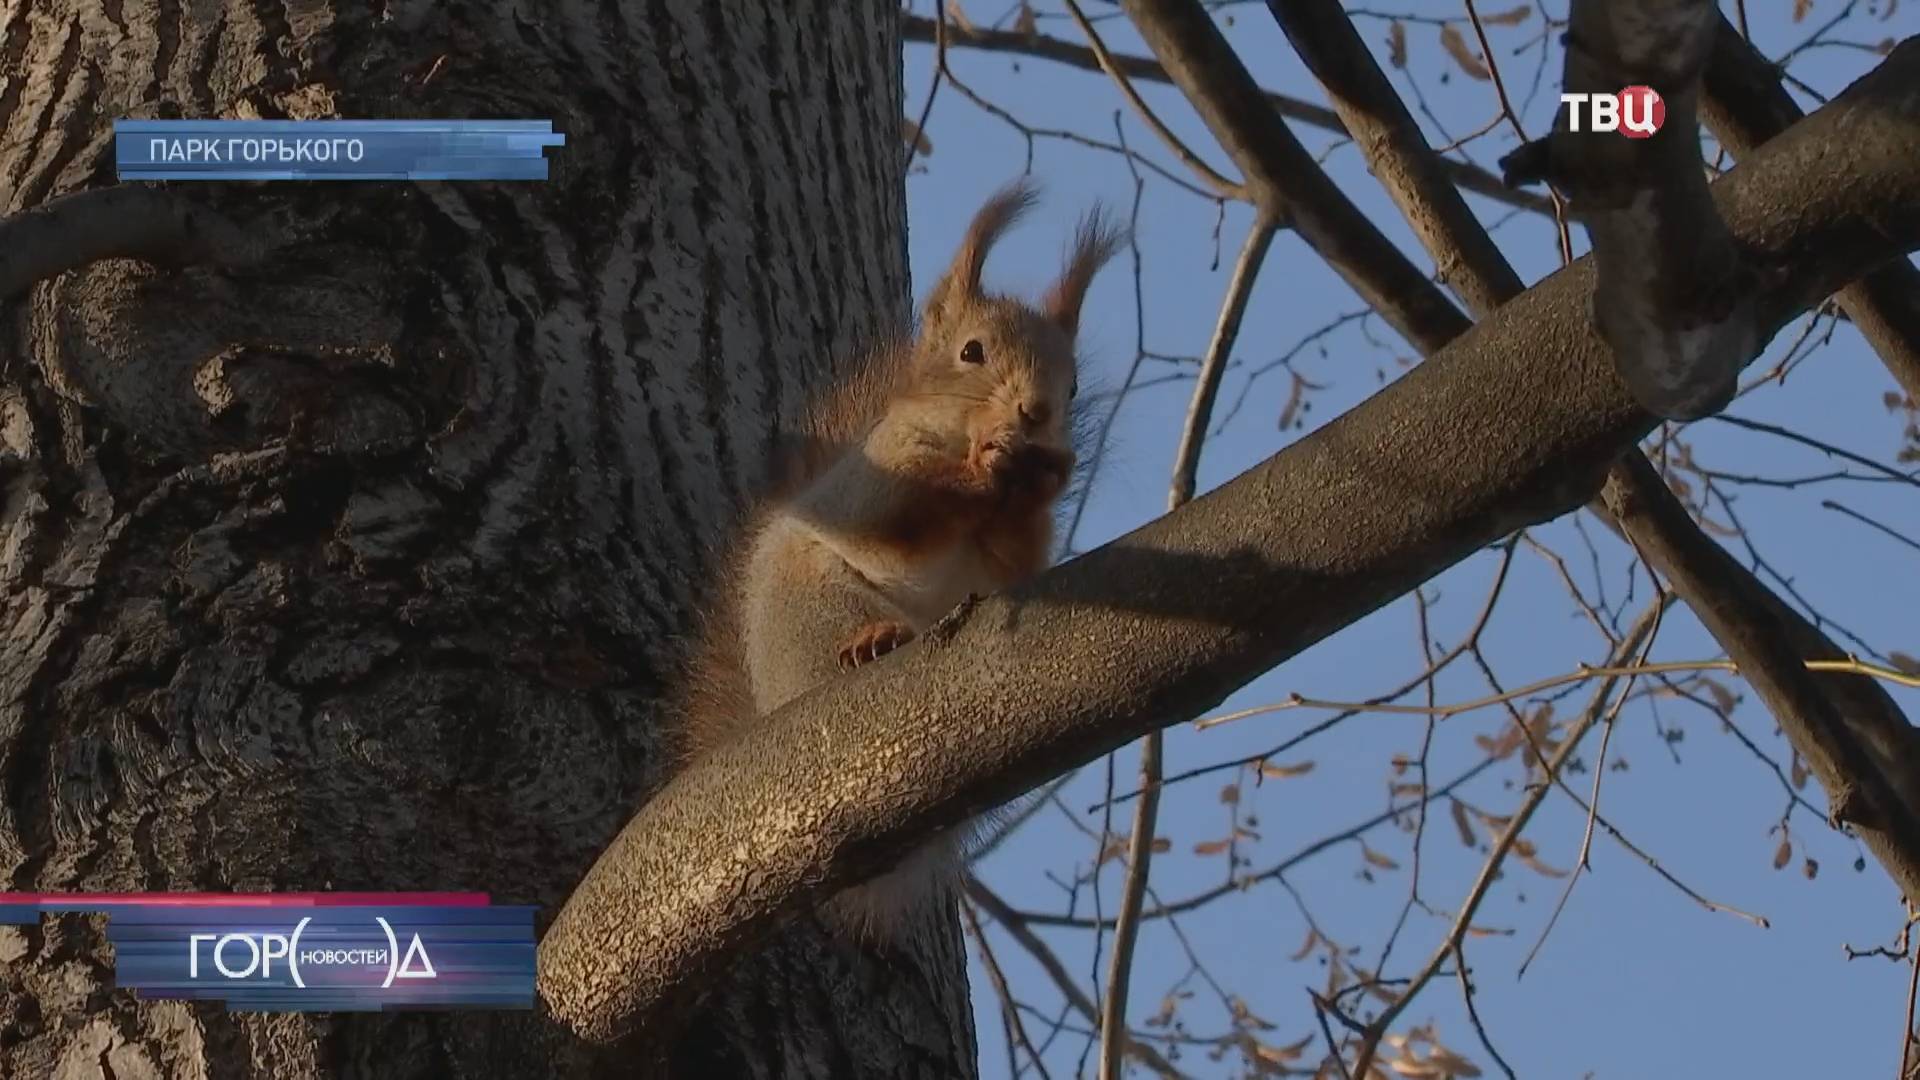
[{"left": 0, "top": 1, "right": 975, "bottom": 1076}]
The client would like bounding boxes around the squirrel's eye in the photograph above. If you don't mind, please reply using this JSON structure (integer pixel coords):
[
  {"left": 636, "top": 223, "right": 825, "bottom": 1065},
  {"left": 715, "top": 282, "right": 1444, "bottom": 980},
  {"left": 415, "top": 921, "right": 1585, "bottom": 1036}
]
[{"left": 960, "top": 340, "right": 986, "bottom": 365}]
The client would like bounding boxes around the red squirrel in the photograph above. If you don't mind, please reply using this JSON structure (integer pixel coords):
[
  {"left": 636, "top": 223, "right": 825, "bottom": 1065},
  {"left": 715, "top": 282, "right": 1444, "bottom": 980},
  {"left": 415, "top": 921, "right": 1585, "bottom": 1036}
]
[{"left": 672, "top": 179, "right": 1122, "bottom": 941}]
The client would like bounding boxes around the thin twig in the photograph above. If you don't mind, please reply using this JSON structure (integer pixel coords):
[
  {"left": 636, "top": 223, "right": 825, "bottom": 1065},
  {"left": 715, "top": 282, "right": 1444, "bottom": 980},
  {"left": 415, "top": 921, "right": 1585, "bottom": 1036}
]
[
  {"left": 1518, "top": 590, "right": 1668, "bottom": 977},
  {"left": 967, "top": 877, "right": 1190, "bottom": 1080},
  {"left": 1462, "top": 0, "right": 1573, "bottom": 263},
  {"left": 963, "top": 898, "right": 1055, "bottom": 1080},
  {"left": 1453, "top": 943, "right": 1519, "bottom": 1080},
  {"left": 1060, "top": 0, "right": 1247, "bottom": 200},
  {"left": 906, "top": 0, "right": 949, "bottom": 169},
  {"left": 897, "top": 13, "right": 1556, "bottom": 215},
  {"left": 1350, "top": 599, "right": 1667, "bottom": 1079},
  {"left": 1100, "top": 207, "right": 1278, "bottom": 1080},
  {"left": 1194, "top": 656, "right": 1920, "bottom": 730}
]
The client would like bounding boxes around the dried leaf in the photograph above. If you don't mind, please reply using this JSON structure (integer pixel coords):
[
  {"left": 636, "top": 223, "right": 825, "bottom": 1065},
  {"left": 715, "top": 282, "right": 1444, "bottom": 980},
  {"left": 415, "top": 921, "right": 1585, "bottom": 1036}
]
[
  {"left": 1195, "top": 838, "right": 1233, "bottom": 856},
  {"left": 1450, "top": 800, "right": 1477, "bottom": 847},
  {"left": 1289, "top": 928, "right": 1321, "bottom": 961},
  {"left": 1278, "top": 371, "right": 1309, "bottom": 430},
  {"left": 1013, "top": 2, "right": 1037, "bottom": 37},
  {"left": 1221, "top": 783, "right": 1241, "bottom": 805},
  {"left": 1479, "top": 4, "right": 1530, "bottom": 24},
  {"left": 1387, "top": 22, "right": 1408, "bottom": 69},
  {"left": 1794, "top": 0, "right": 1813, "bottom": 21},
  {"left": 1363, "top": 845, "right": 1400, "bottom": 870},
  {"left": 1791, "top": 754, "right": 1809, "bottom": 791},
  {"left": 1236, "top": 999, "right": 1280, "bottom": 1031},
  {"left": 1428, "top": 1045, "right": 1484, "bottom": 1077},
  {"left": 1438, "top": 24, "right": 1491, "bottom": 80},
  {"left": 1235, "top": 826, "right": 1262, "bottom": 842},
  {"left": 1773, "top": 837, "right": 1793, "bottom": 870},
  {"left": 1255, "top": 1034, "right": 1314, "bottom": 1063},
  {"left": 901, "top": 118, "right": 933, "bottom": 158},
  {"left": 1385, "top": 1052, "right": 1445, "bottom": 1078},
  {"left": 947, "top": 0, "right": 975, "bottom": 33},
  {"left": 1699, "top": 676, "right": 1739, "bottom": 716},
  {"left": 1260, "top": 760, "right": 1316, "bottom": 779},
  {"left": 1390, "top": 782, "right": 1425, "bottom": 798},
  {"left": 1891, "top": 652, "right": 1920, "bottom": 676},
  {"left": 1150, "top": 836, "right": 1172, "bottom": 854},
  {"left": 1519, "top": 852, "right": 1569, "bottom": 879},
  {"left": 1804, "top": 857, "right": 1820, "bottom": 880}
]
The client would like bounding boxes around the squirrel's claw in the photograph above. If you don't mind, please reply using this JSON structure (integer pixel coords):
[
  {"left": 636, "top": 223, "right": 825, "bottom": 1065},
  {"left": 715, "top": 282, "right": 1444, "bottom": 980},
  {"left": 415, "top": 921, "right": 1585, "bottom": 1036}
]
[{"left": 838, "top": 621, "right": 916, "bottom": 671}]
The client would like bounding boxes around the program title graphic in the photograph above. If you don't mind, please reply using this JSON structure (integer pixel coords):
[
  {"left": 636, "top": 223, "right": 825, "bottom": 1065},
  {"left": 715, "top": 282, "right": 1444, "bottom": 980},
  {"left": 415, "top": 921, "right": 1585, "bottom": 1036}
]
[{"left": 0, "top": 892, "right": 537, "bottom": 1012}]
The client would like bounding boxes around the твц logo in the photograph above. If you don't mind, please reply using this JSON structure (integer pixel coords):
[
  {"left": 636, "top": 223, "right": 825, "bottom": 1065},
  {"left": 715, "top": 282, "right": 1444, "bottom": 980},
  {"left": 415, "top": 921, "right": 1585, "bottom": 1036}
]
[{"left": 1559, "top": 86, "right": 1666, "bottom": 138}]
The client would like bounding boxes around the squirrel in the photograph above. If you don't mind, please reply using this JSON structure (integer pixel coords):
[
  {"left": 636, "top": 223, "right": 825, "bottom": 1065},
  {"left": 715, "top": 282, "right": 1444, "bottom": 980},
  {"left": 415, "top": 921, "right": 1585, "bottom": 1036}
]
[{"left": 670, "top": 178, "right": 1123, "bottom": 942}]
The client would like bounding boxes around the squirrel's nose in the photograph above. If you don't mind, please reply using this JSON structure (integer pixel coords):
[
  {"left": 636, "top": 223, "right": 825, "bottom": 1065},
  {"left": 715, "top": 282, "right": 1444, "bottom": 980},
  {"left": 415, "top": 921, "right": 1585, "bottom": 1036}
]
[{"left": 1018, "top": 400, "right": 1052, "bottom": 427}]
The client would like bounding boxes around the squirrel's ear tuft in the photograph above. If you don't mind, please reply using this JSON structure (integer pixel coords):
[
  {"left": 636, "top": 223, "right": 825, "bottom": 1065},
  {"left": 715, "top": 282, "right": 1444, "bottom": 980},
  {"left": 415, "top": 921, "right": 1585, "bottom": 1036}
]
[
  {"left": 1042, "top": 204, "right": 1125, "bottom": 337},
  {"left": 922, "top": 178, "right": 1040, "bottom": 325}
]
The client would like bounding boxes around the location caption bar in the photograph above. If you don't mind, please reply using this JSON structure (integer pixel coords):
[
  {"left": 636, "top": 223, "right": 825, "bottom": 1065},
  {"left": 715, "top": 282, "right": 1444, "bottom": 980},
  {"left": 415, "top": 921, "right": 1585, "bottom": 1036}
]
[{"left": 115, "top": 120, "right": 565, "bottom": 181}]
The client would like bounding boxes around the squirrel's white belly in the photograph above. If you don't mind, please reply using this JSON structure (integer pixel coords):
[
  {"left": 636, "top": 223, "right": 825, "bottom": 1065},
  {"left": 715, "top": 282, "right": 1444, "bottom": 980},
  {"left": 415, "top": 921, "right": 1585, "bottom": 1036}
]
[{"left": 863, "top": 539, "right": 997, "bottom": 628}]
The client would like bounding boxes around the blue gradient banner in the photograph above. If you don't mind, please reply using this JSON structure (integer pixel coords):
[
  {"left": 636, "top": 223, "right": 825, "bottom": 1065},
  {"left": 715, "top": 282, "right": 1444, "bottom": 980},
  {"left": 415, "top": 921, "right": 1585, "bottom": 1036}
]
[
  {"left": 114, "top": 120, "right": 565, "bottom": 181},
  {"left": 0, "top": 892, "right": 536, "bottom": 1011}
]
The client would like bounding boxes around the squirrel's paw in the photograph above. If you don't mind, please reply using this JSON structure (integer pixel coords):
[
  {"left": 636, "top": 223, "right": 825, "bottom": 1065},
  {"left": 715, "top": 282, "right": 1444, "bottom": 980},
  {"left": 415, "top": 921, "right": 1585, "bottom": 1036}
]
[{"left": 837, "top": 621, "right": 916, "bottom": 670}]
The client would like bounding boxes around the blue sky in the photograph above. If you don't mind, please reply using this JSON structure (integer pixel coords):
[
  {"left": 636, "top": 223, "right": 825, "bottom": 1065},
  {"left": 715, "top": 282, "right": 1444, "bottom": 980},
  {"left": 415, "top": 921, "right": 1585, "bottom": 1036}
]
[{"left": 901, "top": 3, "right": 1920, "bottom": 1077}]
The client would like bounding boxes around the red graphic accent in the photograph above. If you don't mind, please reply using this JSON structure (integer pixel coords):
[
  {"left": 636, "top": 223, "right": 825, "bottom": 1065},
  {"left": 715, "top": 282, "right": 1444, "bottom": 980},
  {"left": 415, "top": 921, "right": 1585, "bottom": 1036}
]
[{"left": 1617, "top": 85, "right": 1665, "bottom": 139}]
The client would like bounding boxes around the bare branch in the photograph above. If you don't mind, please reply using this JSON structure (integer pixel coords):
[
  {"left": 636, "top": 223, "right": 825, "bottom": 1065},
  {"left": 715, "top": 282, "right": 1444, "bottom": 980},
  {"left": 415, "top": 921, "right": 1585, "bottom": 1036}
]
[
  {"left": 1268, "top": 0, "right": 1525, "bottom": 316},
  {"left": 969, "top": 879, "right": 1190, "bottom": 1080},
  {"left": 1060, "top": 0, "right": 1246, "bottom": 201},
  {"left": 1697, "top": 11, "right": 1920, "bottom": 405},
  {"left": 1101, "top": 212, "right": 1277, "bottom": 1080},
  {"left": 1600, "top": 451, "right": 1920, "bottom": 888},
  {"left": 1351, "top": 598, "right": 1669, "bottom": 1080},
  {"left": 1116, "top": 0, "right": 1474, "bottom": 352},
  {"left": 899, "top": 12, "right": 1557, "bottom": 217}
]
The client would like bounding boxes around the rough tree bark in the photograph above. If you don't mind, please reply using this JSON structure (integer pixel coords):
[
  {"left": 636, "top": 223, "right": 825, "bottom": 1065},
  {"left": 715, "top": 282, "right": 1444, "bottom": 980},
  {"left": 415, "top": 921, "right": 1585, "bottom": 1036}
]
[{"left": 0, "top": 2, "right": 976, "bottom": 1078}]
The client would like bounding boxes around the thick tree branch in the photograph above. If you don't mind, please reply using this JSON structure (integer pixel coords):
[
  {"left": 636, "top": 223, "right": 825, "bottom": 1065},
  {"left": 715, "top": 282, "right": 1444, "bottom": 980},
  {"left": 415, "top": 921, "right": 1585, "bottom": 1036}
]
[
  {"left": 1266, "top": 0, "right": 1526, "bottom": 317},
  {"left": 0, "top": 186, "right": 268, "bottom": 301},
  {"left": 536, "top": 41, "right": 1920, "bottom": 1043},
  {"left": 1501, "top": 1, "right": 1758, "bottom": 420},
  {"left": 1698, "top": 12, "right": 1920, "bottom": 404},
  {"left": 1115, "top": 0, "right": 1473, "bottom": 352},
  {"left": 897, "top": 13, "right": 1556, "bottom": 218}
]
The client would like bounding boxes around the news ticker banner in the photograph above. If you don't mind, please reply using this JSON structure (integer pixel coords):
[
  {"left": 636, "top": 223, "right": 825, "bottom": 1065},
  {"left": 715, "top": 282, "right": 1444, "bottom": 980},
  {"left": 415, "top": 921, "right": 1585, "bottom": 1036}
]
[
  {"left": 114, "top": 120, "right": 565, "bottom": 181},
  {"left": 0, "top": 892, "right": 536, "bottom": 1012}
]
